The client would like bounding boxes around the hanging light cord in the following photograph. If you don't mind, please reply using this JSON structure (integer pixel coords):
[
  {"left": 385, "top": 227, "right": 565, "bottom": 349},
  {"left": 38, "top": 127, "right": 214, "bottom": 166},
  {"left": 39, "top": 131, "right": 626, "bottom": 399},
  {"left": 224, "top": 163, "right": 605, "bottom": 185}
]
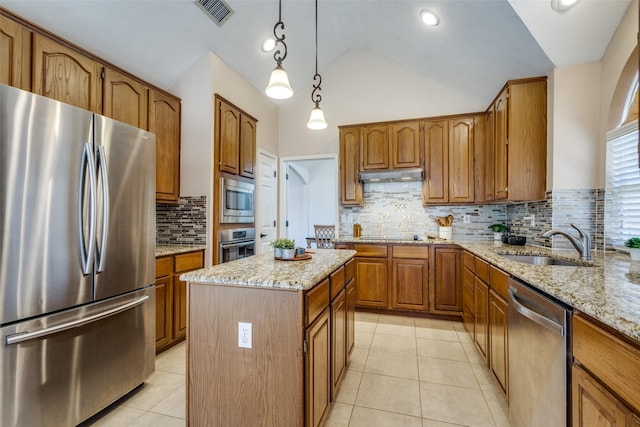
[
  {"left": 310, "top": 0, "right": 322, "bottom": 105},
  {"left": 273, "top": 0, "right": 287, "bottom": 66}
]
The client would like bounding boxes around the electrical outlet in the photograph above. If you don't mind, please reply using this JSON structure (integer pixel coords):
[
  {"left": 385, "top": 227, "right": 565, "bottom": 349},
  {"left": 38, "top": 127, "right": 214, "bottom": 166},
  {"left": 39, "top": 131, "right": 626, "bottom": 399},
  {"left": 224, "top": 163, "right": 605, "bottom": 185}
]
[
  {"left": 238, "top": 322, "right": 252, "bottom": 349},
  {"left": 347, "top": 214, "right": 354, "bottom": 223},
  {"left": 462, "top": 215, "right": 471, "bottom": 224}
]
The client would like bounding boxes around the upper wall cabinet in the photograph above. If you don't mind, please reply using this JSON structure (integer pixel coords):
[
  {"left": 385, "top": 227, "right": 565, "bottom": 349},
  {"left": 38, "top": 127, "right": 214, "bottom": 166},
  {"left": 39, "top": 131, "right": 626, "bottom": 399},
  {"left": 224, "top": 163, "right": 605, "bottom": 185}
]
[
  {"left": 491, "top": 78, "right": 547, "bottom": 202},
  {"left": 150, "top": 90, "right": 181, "bottom": 203},
  {"left": 103, "top": 67, "right": 149, "bottom": 130},
  {"left": 0, "top": 14, "right": 30, "bottom": 90},
  {"left": 339, "top": 127, "right": 363, "bottom": 206},
  {"left": 2, "top": 10, "right": 183, "bottom": 204},
  {"left": 32, "top": 34, "right": 103, "bottom": 113},
  {"left": 362, "top": 125, "right": 389, "bottom": 170},
  {"left": 423, "top": 117, "right": 475, "bottom": 204},
  {"left": 216, "top": 96, "right": 257, "bottom": 179},
  {"left": 391, "top": 122, "right": 421, "bottom": 168}
]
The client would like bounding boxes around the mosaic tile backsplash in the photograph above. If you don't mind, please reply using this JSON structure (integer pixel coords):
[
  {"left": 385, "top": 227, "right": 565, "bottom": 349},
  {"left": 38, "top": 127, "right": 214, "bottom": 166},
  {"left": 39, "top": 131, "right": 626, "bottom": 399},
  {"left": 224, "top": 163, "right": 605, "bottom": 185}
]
[
  {"left": 156, "top": 196, "right": 207, "bottom": 245},
  {"left": 339, "top": 182, "right": 606, "bottom": 251}
]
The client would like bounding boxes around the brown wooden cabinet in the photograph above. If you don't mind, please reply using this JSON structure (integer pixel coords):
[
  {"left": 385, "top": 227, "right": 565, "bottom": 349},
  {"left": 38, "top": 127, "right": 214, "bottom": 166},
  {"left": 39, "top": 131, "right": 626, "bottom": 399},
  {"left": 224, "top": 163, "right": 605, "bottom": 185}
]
[
  {"left": 239, "top": 114, "right": 256, "bottom": 178},
  {"left": 390, "top": 121, "right": 421, "bottom": 168},
  {"left": 216, "top": 96, "right": 257, "bottom": 179},
  {"left": 0, "top": 14, "right": 30, "bottom": 90},
  {"left": 423, "top": 120, "right": 449, "bottom": 203},
  {"left": 474, "top": 276, "right": 489, "bottom": 362},
  {"left": 390, "top": 245, "right": 429, "bottom": 311},
  {"left": 339, "top": 127, "right": 363, "bottom": 206},
  {"left": 424, "top": 118, "right": 475, "bottom": 204},
  {"left": 346, "top": 277, "right": 356, "bottom": 358},
  {"left": 490, "top": 78, "right": 547, "bottom": 201},
  {"left": 32, "top": 33, "right": 102, "bottom": 113},
  {"left": 155, "top": 250, "right": 204, "bottom": 353},
  {"left": 489, "top": 289, "right": 508, "bottom": 395},
  {"left": 573, "top": 314, "right": 640, "bottom": 425},
  {"left": 432, "top": 247, "right": 462, "bottom": 314},
  {"left": 362, "top": 125, "right": 389, "bottom": 170},
  {"left": 461, "top": 251, "right": 475, "bottom": 335},
  {"left": 355, "top": 257, "right": 388, "bottom": 308},
  {"left": 102, "top": 67, "right": 148, "bottom": 129},
  {"left": 305, "top": 307, "right": 331, "bottom": 427},
  {"left": 482, "top": 104, "right": 496, "bottom": 202},
  {"left": 331, "top": 289, "right": 347, "bottom": 398},
  {"left": 150, "top": 89, "right": 181, "bottom": 203}
]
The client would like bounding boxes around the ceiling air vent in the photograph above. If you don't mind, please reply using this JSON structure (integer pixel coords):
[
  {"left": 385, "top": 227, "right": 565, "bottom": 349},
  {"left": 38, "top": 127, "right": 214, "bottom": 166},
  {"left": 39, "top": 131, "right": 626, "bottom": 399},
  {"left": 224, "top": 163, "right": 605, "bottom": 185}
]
[{"left": 195, "top": 0, "right": 233, "bottom": 26}]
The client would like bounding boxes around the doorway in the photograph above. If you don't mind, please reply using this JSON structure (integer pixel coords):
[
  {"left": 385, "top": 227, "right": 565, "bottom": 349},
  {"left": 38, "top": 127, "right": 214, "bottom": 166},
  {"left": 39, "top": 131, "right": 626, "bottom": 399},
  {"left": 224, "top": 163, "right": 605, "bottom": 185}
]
[{"left": 280, "top": 155, "right": 338, "bottom": 248}]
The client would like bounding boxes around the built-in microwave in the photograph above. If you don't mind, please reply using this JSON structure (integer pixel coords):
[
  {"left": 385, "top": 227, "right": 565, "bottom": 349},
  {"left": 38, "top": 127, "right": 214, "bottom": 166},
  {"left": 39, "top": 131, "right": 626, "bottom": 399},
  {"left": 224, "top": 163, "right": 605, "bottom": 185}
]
[{"left": 221, "top": 177, "right": 254, "bottom": 223}]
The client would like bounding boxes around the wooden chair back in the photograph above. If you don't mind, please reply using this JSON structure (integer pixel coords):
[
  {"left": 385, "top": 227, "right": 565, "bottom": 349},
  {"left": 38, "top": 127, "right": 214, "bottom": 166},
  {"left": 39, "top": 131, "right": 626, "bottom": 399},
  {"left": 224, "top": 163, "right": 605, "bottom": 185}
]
[{"left": 314, "top": 225, "right": 336, "bottom": 249}]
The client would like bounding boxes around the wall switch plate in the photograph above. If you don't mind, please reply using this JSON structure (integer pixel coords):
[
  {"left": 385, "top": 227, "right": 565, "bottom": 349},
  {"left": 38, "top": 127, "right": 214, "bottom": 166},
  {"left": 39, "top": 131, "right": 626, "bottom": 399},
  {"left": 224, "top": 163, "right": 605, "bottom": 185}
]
[
  {"left": 462, "top": 215, "right": 471, "bottom": 224},
  {"left": 238, "top": 322, "right": 252, "bottom": 349},
  {"left": 340, "top": 214, "right": 347, "bottom": 223}
]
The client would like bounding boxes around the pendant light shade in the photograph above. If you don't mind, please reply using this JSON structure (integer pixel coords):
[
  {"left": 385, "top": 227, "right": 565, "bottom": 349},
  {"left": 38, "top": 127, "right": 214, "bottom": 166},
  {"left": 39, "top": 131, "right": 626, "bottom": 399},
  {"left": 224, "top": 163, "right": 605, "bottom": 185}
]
[
  {"left": 307, "top": 0, "right": 327, "bottom": 130},
  {"left": 266, "top": 64, "right": 293, "bottom": 99},
  {"left": 265, "top": 0, "right": 293, "bottom": 99},
  {"left": 307, "top": 103, "right": 327, "bottom": 129}
]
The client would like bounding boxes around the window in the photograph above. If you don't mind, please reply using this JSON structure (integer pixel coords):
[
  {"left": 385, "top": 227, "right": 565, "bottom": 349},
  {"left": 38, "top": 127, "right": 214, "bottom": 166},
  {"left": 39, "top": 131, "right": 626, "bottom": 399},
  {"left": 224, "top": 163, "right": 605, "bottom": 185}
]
[{"left": 605, "top": 119, "right": 640, "bottom": 248}]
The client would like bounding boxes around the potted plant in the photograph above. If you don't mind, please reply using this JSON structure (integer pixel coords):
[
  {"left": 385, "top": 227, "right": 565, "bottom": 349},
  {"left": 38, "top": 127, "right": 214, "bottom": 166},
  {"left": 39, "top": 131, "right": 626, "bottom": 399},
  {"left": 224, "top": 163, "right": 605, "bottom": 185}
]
[
  {"left": 489, "top": 223, "right": 508, "bottom": 240},
  {"left": 271, "top": 238, "right": 296, "bottom": 259},
  {"left": 625, "top": 237, "right": 640, "bottom": 261}
]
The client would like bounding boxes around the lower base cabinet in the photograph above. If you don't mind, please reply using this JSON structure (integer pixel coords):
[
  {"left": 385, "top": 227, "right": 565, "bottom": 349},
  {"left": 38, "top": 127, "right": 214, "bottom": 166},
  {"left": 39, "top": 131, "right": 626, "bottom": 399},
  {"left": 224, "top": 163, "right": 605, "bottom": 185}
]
[
  {"left": 432, "top": 247, "right": 462, "bottom": 314},
  {"left": 306, "top": 308, "right": 331, "bottom": 427},
  {"left": 572, "top": 365, "right": 632, "bottom": 427},
  {"left": 155, "top": 250, "right": 204, "bottom": 353},
  {"left": 488, "top": 289, "right": 508, "bottom": 395},
  {"left": 331, "top": 289, "right": 347, "bottom": 398},
  {"left": 474, "top": 277, "right": 489, "bottom": 362},
  {"left": 346, "top": 279, "right": 356, "bottom": 358}
]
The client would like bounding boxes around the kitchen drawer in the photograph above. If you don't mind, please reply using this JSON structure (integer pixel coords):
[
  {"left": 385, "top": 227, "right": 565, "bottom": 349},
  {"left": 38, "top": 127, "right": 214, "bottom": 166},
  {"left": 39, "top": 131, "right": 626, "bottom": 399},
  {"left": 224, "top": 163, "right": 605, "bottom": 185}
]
[
  {"left": 462, "top": 251, "right": 475, "bottom": 272},
  {"left": 156, "top": 257, "right": 173, "bottom": 278},
  {"left": 489, "top": 265, "right": 509, "bottom": 300},
  {"left": 345, "top": 258, "right": 355, "bottom": 283},
  {"left": 392, "top": 245, "right": 429, "bottom": 259},
  {"left": 305, "top": 278, "right": 329, "bottom": 327},
  {"left": 475, "top": 257, "right": 489, "bottom": 283},
  {"left": 175, "top": 251, "right": 204, "bottom": 273},
  {"left": 463, "top": 266, "right": 475, "bottom": 290},
  {"left": 354, "top": 244, "right": 388, "bottom": 258},
  {"left": 335, "top": 243, "right": 352, "bottom": 250},
  {"left": 330, "top": 266, "right": 346, "bottom": 300},
  {"left": 573, "top": 314, "right": 640, "bottom": 412},
  {"left": 463, "top": 279, "right": 475, "bottom": 314}
]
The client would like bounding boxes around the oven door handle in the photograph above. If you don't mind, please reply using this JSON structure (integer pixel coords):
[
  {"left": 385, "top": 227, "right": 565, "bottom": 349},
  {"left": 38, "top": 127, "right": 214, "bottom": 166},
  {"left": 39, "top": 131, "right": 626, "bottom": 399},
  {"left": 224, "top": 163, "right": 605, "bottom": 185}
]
[{"left": 220, "top": 241, "right": 255, "bottom": 249}]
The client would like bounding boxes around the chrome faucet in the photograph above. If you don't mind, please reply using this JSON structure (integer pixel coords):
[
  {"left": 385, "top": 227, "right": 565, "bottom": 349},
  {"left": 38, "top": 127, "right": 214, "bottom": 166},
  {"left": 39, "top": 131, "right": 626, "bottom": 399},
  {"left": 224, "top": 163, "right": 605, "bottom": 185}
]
[{"left": 541, "top": 224, "right": 592, "bottom": 261}]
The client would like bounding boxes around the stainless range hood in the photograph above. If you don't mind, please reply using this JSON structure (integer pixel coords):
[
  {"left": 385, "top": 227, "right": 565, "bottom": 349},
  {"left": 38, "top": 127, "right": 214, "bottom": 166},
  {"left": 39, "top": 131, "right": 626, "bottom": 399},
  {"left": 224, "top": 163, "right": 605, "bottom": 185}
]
[{"left": 359, "top": 167, "right": 423, "bottom": 183}]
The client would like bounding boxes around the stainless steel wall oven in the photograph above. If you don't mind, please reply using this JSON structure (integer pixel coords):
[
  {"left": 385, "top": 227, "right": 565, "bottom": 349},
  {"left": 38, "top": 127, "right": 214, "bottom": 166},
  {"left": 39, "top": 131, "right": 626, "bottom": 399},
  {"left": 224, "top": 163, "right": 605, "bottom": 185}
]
[{"left": 219, "top": 228, "right": 256, "bottom": 264}]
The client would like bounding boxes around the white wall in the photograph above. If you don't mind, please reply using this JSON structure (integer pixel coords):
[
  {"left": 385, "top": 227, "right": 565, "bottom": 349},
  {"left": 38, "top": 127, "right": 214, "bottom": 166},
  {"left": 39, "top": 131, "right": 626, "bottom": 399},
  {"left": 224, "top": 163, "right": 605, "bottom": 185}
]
[
  {"left": 550, "top": 62, "right": 602, "bottom": 190},
  {"left": 278, "top": 48, "right": 485, "bottom": 158},
  {"left": 171, "top": 51, "right": 280, "bottom": 266}
]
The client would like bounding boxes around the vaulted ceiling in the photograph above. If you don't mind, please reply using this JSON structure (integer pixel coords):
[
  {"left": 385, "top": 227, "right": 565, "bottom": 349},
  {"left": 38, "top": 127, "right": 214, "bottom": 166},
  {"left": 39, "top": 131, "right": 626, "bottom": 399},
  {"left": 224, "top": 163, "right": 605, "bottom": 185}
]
[{"left": 3, "top": 0, "right": 632, "bottom": 104}]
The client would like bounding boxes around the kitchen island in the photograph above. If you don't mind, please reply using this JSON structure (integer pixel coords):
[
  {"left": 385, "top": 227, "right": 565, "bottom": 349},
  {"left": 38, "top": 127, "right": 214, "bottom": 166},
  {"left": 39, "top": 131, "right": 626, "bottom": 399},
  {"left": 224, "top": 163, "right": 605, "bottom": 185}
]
[{"left": 181, "top": 249, "right": 356, "bottom": 427}]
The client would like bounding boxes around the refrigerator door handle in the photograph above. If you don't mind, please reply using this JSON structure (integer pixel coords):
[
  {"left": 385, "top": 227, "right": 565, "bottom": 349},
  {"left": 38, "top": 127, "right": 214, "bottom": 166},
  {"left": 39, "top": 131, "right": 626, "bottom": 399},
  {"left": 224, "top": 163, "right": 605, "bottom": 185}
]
[
  {"left": 79, "top": 142, "right": 97, "bottom": 275},
  {"left": 96, "top": 145, "right": 110, "bottom": 273},
  {"left": 5, "top": 295, "right": 149, "bottom": 345}
]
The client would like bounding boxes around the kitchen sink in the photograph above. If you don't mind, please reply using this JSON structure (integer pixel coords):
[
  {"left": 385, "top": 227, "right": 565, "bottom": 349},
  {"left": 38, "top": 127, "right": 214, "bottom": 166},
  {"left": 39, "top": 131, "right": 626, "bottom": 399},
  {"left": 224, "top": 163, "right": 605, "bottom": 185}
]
[{"left": 499, "top": 254, "right": 591, "bottom": 267}]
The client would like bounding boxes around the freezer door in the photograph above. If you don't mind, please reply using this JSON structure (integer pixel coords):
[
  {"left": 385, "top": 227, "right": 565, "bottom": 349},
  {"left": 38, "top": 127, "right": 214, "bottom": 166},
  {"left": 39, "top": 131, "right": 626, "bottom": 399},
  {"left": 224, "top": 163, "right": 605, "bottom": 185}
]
[
  {"left": 0, "top": 287, "right": 155, "bottom": 427},
  {"left": 94, "top": 115, "right": 155, "bottom": 300},
  {"left": 0, "top": 84, "right": 95, "bottom": 325}
]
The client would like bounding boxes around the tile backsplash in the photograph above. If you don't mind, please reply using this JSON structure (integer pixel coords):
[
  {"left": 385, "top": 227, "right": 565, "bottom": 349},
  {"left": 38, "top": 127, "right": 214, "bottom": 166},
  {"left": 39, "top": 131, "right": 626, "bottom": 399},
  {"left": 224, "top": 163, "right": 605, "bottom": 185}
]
[
  {"left": 339, "top": 182, "right": 605, "bottom": 250},
  {"left": 156, "top": 196, "right": 207, "bottom": 245}
]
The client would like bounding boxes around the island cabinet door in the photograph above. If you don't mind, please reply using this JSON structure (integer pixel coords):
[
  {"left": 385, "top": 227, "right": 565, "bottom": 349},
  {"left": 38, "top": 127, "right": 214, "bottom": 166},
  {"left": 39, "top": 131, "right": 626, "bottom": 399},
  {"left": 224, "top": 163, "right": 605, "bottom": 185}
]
[
  {"left": 305, "top": 308, "right": 331, "bottom": 427},
  {"left": 346, "top": 279, "right": 356, "bottom": 359},
  {"left": 331, "top": 289, "right": 347, "bottom": 400}
]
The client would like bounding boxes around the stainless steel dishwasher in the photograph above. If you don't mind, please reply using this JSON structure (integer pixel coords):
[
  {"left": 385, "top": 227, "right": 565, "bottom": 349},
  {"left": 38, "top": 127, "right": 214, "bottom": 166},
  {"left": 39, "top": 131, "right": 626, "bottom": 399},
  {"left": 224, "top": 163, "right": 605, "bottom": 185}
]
[{"left": 508, "top": 277, "right": 572, "bottom": 427}]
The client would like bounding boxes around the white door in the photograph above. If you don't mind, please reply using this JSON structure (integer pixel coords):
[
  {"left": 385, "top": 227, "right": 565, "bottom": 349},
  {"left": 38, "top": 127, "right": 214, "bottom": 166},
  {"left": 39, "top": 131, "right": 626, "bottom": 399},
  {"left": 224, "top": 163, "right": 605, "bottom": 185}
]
[
  {"left": 257, "top": 150, "right": 278, "bottom": 254},
  {"left": 285, "top": 164, "right": 309, "bottom": 247}
]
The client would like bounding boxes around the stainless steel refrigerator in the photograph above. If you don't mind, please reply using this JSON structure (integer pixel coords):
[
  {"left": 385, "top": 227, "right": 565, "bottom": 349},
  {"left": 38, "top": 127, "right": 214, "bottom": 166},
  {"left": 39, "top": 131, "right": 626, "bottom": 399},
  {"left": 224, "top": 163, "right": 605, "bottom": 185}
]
[{"left": 0, "top": 84, "right": 156, "bottom": 426}]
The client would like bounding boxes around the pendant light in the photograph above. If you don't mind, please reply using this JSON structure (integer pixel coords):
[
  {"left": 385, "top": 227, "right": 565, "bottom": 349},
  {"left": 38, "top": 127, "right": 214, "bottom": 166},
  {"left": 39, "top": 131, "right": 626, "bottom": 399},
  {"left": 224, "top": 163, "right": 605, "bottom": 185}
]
[
  {"left": 265, "top": 0, "right": 293, "bottom": 99},
  {"left": 306, "top": 0, "right": 327, "bottom": 130}
]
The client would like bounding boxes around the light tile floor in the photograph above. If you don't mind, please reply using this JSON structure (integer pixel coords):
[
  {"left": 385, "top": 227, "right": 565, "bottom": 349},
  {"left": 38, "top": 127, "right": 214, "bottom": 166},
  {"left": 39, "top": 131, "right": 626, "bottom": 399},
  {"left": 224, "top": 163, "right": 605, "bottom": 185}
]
[{"left": 82, "top": 313, "right": 510, "bottom": 427}]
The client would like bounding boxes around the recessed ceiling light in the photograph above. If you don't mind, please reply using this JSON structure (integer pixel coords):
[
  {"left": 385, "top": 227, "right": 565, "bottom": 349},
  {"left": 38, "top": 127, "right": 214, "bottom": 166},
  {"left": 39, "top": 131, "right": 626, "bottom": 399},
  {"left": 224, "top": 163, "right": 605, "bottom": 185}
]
[
  {"left": 420, "top": 10, "right": 439, "bottom": 26},
  {"left": 551, "top": 0, "right": 581, "bottom": 12},
  {"left": 261, "top": 38, "right": 276, "bottom": 52}
]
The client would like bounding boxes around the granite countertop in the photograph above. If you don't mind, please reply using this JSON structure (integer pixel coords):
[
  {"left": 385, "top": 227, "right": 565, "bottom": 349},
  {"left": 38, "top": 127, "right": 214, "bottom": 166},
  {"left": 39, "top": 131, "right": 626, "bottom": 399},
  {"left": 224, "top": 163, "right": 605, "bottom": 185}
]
[
  {"left": 156, "top": 244, "right": 207, "bottom": 257},
  {"left": 456, "top": 241, "right": 640, "bottom": 343},
  {"left": 180, "top": 249, "right": 357, "bottom": 291},
  {"left": 339, "top": 236, "right": 640, "bottom": 342}
]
